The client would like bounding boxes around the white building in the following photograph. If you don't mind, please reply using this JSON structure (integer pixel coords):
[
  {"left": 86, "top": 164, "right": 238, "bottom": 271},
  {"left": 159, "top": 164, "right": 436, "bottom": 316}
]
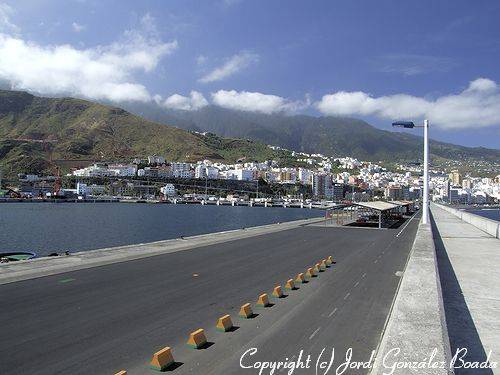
[
  {"left": 171, "top": 162, "right": 192, "bottom": 178},
  {"left": 160, "top": 184, "right": 176, "bottom": 197},
  {"left": 298, "top": 168, "right": 312, "bottom": 185},
  {"left": 312, "top": 173, "right": 333, "bottom": 198},
  {"left": 236, "top": 169, "right": 253, "bottom": 181},
  {"left": 195, "top": 164, "right": 218, "bottom": 179},
  {"left": 108, "top": 164, "right": 137, "bottom": 177},
  {"left": 148, "top": 155, "right": 165, "bottom": 165},
  {"left": 76, "top": 182, "right": 106, "bottom": 196},
  {"left": 73, "top": 164, "right": 113, "bottom": 177},
  {"left": 226, "top": 169, "right": 253, "bottom": 181}
]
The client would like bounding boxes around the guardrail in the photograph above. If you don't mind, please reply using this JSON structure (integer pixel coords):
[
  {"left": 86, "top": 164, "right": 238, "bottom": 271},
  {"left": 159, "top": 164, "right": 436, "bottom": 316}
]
[{"left": 433, "top": 203, "right": 499, "bottom": 239}]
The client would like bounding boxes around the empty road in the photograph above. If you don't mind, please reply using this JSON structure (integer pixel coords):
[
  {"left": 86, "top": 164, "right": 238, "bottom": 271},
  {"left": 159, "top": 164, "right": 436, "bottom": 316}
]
[{"left": 0, "top": 213, "right": 420, "bottom": 375}]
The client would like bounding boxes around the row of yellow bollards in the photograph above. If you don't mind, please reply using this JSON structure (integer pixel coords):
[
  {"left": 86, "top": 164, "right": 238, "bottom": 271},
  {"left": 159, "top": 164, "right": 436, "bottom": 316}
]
[{"left": 114, "top": 255, "right": 335, "bottom": 374}]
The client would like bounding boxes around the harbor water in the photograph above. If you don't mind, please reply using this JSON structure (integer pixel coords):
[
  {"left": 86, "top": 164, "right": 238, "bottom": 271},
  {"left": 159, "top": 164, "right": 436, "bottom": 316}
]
[
  {"left": 467, "top": 208, "right": 500, "bottom": 222},
  {"left": 0, "top": 203, "right": 323, "bottom": 257}
]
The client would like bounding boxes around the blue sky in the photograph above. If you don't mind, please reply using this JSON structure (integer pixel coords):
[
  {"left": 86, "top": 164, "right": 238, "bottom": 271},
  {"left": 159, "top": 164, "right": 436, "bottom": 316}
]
[{"left": 1, "top": 0, "right": 499, "bottom": 148}]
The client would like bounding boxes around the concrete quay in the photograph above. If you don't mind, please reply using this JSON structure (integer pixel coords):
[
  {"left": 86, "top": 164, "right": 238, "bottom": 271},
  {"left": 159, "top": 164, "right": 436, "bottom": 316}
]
[
  {"left": 432, "top": 203, "right": 499, "bottom": 374},
  {"left": 373, "top": 203, "right": 499, "bottom": 375},
  {"left": 371, "top": 217, "right": 452, "bottom": 375}
]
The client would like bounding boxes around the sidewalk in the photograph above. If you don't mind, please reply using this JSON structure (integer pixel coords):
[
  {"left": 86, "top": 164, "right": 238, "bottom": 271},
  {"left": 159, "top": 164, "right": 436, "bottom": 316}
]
[{"left": 431, "top": 203, "right": 499, "bottom": 373}]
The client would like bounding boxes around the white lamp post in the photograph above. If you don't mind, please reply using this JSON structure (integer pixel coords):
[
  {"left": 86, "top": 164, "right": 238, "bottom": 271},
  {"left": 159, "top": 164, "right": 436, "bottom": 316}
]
[{"left": 392, "top": 120, "right": 430, "bottom": 224}]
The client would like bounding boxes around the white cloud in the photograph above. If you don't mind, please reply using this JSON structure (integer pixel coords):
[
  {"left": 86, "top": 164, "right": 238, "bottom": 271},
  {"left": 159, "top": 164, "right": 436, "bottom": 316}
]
[
  {"left": 72, "top": 22, "right": 86, "bottom": 33},
  {"left": 316, "top": 78, "right": 500, "bottom": 129},
  {"left": 466, "top": 77, "right": 497, "bottom": 92},
  {"left": 0, "top": 14, "right": 177, "bottom": 102},
  {"left": 0, "top": 3, "right": 19, "bottom": 33},
  {"left": 211, "top": 90, "right": 306, "bottom": 114},
  {"left": 199, "top": 51, "right": 258, "bottom": 83},
  {"left": 161, "top": 91, "right": 208, "bottom": 111}
]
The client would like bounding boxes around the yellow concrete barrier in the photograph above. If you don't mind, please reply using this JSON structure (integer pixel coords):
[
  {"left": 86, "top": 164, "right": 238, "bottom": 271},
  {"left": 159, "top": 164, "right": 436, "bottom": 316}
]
[
  {"left": 322, "top": 259, "right": 329, "bottom": 268},
  {"left": 216, "top": 314, "right": 233, "bottom": 332},
  {"left": 327, "top": 255, "right": 334, "bottom": 265},
  {"left": 239, "top": 303, "right": 253, "bottom": 318},
  {"left": 272, "top": 285, "right": 284, "bottom": 298},
  {"left": 319, "top": 260, "right": 327, "bottom": 270},
  {"left": 295, "top": 272, "right": 306, "bottom": 283},
  {"left": 114, "top": 371, "right": 127, "bottom": 375},
  {"left": 150, "top": 347, "right": 174, "bottom": 371},
  {"left": 285, "top": 278, "right": 296, "bottom": 290},
  {"left": 187, "top": 328, "right": 207, "bottom": 349},
  {"left": 314, "top": 264, "right": 321, "bottom": 273},
  {"left": 306, "top": 267, "right": 316, "bottom": 278},
  {"left": 257, "top": 293, "right": 271, "bottom": 307}
]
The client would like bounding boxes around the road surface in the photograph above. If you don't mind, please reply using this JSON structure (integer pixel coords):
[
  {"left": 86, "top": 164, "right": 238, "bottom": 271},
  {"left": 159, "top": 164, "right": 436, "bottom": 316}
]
[{"left": 0, "top": 213, "right": 420, "bottom": 374}]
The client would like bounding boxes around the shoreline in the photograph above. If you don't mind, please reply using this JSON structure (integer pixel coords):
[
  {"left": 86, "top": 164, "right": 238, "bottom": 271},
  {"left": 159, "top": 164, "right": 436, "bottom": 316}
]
[
  {"left": 0, "top": 198, "right": 328, "bottom": 208},
  {"left": 0, "top": 216, "right": 326, "bottom": 285},
  {"left": 0, "top": 203, "right": 326, "bottom": 259}
]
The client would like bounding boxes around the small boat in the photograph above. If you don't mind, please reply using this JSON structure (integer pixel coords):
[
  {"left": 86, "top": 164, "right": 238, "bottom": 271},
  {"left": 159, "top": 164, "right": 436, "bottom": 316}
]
[{"left": 0, "top": 251, "right": 37, "bottom": 262}]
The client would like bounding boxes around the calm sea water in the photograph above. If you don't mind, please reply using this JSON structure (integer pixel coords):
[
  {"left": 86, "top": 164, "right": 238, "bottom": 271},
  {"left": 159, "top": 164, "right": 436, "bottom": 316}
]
[
  {"left": 468, "top": 208, "right": 500, "bottom": 222},
  {"left": 0, "top": 203, "right": 323, "bottom": 256}
]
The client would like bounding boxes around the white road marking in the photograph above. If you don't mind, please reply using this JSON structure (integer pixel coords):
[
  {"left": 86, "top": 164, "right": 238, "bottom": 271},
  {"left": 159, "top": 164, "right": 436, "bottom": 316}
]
[
  {"left": 344, "top": 292, "right": 350, "bottom": 300},
  {"left": 362, "top": 273, "right": 366, "bottom": 278},
  {"left": 374, "top": 259, "right": 378, "bottom": 263},
  {"left": 396, "top": 211, "right": 418, "bottom": 238},
  {"left": 309, "top": 327, "right": 321, "bottom": 340},
  {"left": 354, "top": 281, "right": 359, "bottom": 287},
  {"left": 328, "top": 307, "right": 338, "bottom": 317}
]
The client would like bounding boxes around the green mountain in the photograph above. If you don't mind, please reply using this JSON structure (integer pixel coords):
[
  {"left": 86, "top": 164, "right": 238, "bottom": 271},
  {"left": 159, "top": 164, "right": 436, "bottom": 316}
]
[
  {"left": 1, "top": 89, "right": 498, "bottom": 178},
  {"left": 123, "top": 102, "right": 500, "bottom": 165},
  {"left": 0, "top": 90, "right": 281, "bottom": 177}
]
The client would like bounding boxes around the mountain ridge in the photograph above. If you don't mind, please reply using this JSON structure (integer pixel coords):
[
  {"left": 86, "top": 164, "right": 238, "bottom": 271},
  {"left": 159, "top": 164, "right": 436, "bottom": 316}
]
[
  {"left": 0, "top": 90, "right": 283, "bottom": 177},
  {"left": 120, "top": 102, "right": 500, "bottom": 164},
  {"left": 0, "top": 89, "right": 498, "bottom": 178}
]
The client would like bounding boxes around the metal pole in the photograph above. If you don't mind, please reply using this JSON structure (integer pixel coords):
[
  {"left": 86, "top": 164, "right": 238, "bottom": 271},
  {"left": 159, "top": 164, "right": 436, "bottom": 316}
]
[{"left": 423, "top": 119, "right": 429, "bottom": 224}]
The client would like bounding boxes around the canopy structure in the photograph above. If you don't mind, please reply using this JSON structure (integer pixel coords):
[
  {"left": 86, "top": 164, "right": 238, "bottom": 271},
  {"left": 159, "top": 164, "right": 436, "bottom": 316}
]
[
  {"left": 352, "top": 201, "right": 399, "bottom": 211},
  {"left": 390, "top": 200, "right": 412, "bottom": 206},
  {"left": 324, "top": 200, "right": 417, "bottom": 229},
  {"left": 389, "top": 200, "right": 415, "bottom": 214},
  {"left": 351, "top": 201, "right": 411, "bottom": 228}
]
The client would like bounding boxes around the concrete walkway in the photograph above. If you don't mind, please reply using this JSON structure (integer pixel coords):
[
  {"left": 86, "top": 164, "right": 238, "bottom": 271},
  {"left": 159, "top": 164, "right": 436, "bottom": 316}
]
[{"left": 431, "top": 203, "right": 499, "bottom": 374}]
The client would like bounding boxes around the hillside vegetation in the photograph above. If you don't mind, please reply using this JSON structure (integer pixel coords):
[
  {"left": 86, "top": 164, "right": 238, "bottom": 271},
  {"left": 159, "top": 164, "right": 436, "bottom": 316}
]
[
  {"left": 0, "top": 90, "right": 278, "bottom": 176},
  {"left": 123, "top": 102, "right": 500, "bottom": 165}
]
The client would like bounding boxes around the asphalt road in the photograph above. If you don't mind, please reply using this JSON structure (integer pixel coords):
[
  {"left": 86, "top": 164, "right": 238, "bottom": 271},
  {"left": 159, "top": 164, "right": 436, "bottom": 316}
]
[{"left": 0, "top": 213, "right": 420, "bottom": 375}]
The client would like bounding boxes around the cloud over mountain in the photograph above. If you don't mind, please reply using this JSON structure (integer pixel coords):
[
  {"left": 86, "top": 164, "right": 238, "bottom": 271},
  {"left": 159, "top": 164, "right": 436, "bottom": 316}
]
[
  {"left": 159, "top": 91, "right": 209, "bottom": 111},
  {"left": 211, "top": 90, "right": 308, "bottom": 114},
  {"left": 316, "top": 78, "right": 500, "bottom": 129}
]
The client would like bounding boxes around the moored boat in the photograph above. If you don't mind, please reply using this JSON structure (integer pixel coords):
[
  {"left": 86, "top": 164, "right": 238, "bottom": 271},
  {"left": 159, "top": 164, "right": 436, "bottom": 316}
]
[{"left": 0, "top": 251, "right": 37, "bottom": 262}]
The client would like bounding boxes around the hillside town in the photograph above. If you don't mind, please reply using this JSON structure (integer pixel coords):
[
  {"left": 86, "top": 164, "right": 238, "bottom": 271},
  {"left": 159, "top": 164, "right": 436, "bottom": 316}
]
[{"left": 2, "top": 146, "right": 499, "bottom": 205}]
